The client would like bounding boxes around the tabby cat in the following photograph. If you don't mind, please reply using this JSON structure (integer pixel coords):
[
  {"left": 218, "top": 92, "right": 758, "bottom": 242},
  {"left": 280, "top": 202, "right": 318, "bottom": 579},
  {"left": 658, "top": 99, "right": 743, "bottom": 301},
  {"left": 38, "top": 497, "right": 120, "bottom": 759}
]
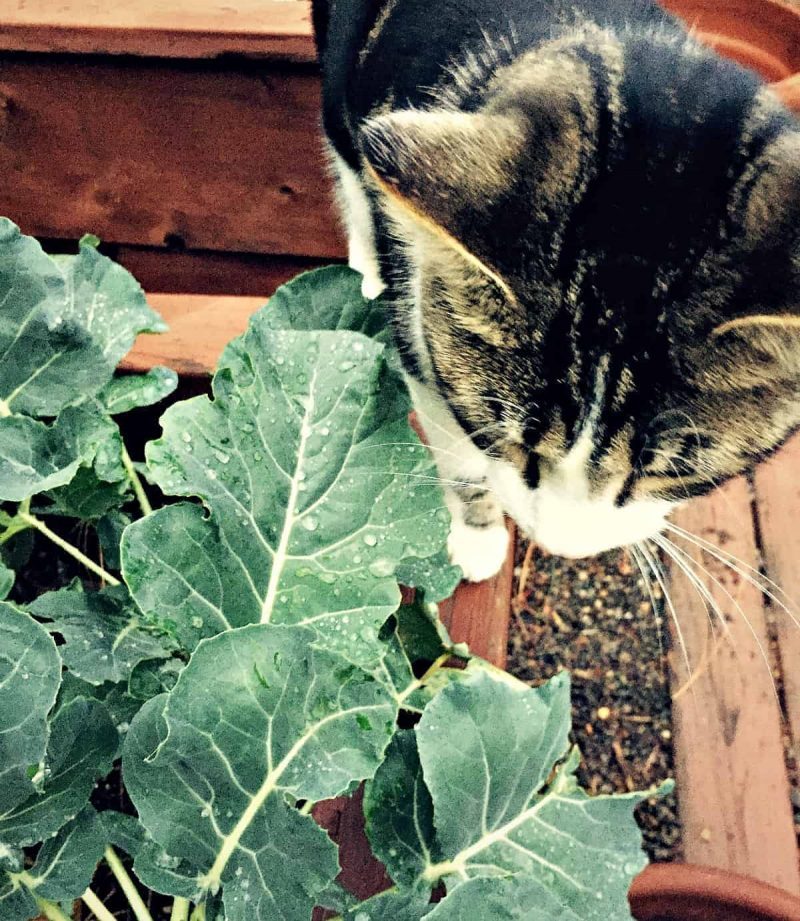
[{"left": 311, "top": 0, "right": 800, "bottom": 581}]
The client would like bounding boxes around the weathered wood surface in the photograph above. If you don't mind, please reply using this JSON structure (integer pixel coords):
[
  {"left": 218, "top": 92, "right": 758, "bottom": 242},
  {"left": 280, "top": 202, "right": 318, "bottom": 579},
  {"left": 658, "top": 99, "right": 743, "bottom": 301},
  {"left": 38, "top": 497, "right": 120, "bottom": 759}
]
[
  {"left": 665, "top": 474, "right": 800, "bottom": 893},
  {"left": 125, "top": 294, "right": 264, "bottom": 375},
  {"left": 0, "top": 1, "right": 316, "bottom": 61},
  {"left": 753, "top": 435, "right": 800, "bottom": 801},
  {"left": 0, "top": 55, "right": 345, "bottom": 260},
  {"left": 110, "top": 245, "right": 330, "bottom": 297}
]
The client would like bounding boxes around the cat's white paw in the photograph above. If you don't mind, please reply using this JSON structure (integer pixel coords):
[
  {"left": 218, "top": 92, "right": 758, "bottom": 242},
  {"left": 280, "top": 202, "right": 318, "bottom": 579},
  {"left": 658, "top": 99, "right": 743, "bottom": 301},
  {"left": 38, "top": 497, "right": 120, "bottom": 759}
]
[
  {"left": 448, "top": 520, "right": 509, "bottom": 583},
  {"left": 360, "top": 271, "right": 386, "bottom": 300}
]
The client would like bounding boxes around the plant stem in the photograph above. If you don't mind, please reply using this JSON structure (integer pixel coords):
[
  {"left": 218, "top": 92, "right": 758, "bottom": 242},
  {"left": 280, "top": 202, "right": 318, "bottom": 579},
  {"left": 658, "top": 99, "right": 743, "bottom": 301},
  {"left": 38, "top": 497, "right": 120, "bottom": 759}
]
[
  {"left": 103, "top": 846, "right": 154, "bottom": 921},
  {"left": 189, "top": 903, "right": 206, "bottom": 921},
  {"left": 18, "top": 511, "right": 121, "bottom": 586},
  {"left": 33, "top": 897, "right": 72, "bottom": 921},
  {"left": 299, "top": 800, "right": 315, "bottom": 816},
  {"left": 396, "top": 653, "right": 451, "bottom": 704},
  {"left": 0, "top": 398, "right": 11, "bottom": 417},
  {"left": 170, "top": 897, "right": 191, "bottom": 921},
  {"left": 121, "top": 444, "right": 153, "bottom": 517},
  {"left": 81, "top": 887, "right": 119, "bottom": 921}
]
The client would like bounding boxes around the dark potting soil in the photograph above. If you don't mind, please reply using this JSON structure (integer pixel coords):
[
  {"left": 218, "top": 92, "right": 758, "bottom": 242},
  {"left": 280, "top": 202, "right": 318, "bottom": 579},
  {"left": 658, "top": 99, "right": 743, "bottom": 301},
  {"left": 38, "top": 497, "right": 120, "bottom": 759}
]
[{"left": 507, "top": 538, "right": 683, "bottom": 862}]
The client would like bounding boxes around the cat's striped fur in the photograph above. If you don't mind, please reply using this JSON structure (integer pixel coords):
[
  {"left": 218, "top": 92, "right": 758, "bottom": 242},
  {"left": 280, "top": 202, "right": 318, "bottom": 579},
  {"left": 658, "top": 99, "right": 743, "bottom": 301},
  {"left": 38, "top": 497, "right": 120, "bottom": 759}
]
[{"left": 312, "top": 0, "right": 800, "bottom": 578}]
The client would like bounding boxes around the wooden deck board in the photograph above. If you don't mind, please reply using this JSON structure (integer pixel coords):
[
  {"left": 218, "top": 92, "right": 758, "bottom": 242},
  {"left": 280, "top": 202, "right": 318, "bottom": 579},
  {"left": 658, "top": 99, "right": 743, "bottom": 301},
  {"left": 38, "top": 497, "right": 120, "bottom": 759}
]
[
  {"left": 665, "top": 477, "right": 800, "bottom": 892},
  {"left": 0, "top": 1, "right": 316, "bottom": 61},
  {"left": 0, "top": 56, "right": 345, "bottom": 261},
  {"left": 753, "top": 436, "right": 800, "bottom": 793}
]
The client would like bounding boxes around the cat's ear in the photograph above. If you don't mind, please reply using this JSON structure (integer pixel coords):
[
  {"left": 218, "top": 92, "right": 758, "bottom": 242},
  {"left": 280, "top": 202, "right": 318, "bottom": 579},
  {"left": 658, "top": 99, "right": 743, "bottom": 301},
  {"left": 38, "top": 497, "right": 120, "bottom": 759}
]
[
  {"left": 359, "top": 110, "right": 526, "bottom": 290},
  {"left": 704, "top": 315, "right": 800, "bottom": 390},
  {"left": 359, "top": 109, "right": 524, "bottom": 214}
]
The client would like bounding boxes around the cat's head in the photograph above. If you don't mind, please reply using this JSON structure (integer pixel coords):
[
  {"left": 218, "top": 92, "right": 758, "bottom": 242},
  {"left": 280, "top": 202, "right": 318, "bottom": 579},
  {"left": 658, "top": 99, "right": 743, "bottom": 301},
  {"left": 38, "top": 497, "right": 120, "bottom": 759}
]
[{"left": 359, "top": 25, "right": 800, "bottom": 558}]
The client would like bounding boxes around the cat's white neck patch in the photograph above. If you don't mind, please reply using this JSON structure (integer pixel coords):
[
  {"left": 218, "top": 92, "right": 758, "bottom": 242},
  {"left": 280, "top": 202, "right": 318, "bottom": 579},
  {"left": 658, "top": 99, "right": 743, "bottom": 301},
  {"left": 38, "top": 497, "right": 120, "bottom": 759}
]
[{"left": 488, "top": 359, "right": 675, "bottom": 558}]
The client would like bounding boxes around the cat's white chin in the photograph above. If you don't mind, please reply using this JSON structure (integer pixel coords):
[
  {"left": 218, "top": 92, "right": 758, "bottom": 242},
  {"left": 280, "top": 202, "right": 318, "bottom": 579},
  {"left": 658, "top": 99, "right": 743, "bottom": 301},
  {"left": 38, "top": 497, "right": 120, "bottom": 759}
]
[{"left": 488, "top": 459, "right": 677, "bottom": 559}]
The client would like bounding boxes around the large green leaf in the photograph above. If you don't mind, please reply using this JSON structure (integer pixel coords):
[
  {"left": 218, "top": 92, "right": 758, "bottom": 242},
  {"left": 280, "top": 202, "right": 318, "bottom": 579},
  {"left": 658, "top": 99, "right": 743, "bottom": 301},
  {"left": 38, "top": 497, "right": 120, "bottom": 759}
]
[
  {"left": 0, "top": 409, "right": 100, "bottom": 502},
  {"left": 123, "top": 310, "right": 449, "bottom": 666},
  {"left": 123, "top": 624, "right": 398, "bottom": 919},
  {"left": 0, "top": 604, "right": 61, "bottom": 817},
  {"left": 30, "top": 583, "right": 174, "bottom": 686},
  {"left": 365, "top": 667, "right": 659, "bottom": 920},
  {"left": 54, "top": 237, "right": 167, "bottom": 373},
  {"left": 99, "top": 366, "right": 178, "bottom": 415},
  {"left": 103, "top": 810, "right": 204, "bottom": 900},
  {"left": 263, "top": 266, "right": 391, "bottom": 344},
  {"left": 0, "top": 697, "right": 117, "bottom": 847},
  {"left": 8, "top": 807, "right": 105, "bottom": 907},
  {"left": 0, "top": 223, "right": 164, "bottom": 417},
  {"left": 364, "top": 732, "right": 437, "bottom": 887},
  {"left": 0, "top": 561, "right": 13, "bottom": 600}
]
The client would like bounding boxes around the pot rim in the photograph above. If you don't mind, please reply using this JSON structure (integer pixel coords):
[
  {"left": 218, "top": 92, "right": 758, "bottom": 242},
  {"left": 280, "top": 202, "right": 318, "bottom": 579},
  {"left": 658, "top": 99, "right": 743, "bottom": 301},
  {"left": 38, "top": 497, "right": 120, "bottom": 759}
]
[
  {"left": 631, "top": 864, "right": 800, "bottom": 921},
  {"left": 659, "top": 0, "right": 800, "bottom": 110}
]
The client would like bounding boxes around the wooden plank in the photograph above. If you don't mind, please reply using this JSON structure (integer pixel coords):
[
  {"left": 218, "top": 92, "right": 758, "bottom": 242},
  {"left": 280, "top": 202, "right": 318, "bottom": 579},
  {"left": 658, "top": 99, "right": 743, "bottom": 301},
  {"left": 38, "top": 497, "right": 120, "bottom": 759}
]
[
  {"left": 753, "top": 435, "right": 800, "bottom": 794},
  {"left": 664, "top": 478, "right": 800, "bottom": 892},
  {"left": 438, "top": 520, "right": 516, "bottom": 668},
  {"left": 0, "top": 1, "right": 316, "bottom": 62},
  {"left": 111, "top": 245, "right": 331, "bottom": 297},
  {"left": 0, "top": 55, "right": 345, "bottom": 259},
  {"left": 123, "top": 294, "right": 265, "bottom": 375}
]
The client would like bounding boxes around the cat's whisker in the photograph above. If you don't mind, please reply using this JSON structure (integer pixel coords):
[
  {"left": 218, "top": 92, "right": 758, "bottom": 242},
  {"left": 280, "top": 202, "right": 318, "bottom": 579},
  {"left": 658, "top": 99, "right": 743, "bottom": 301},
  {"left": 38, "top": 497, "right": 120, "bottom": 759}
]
[
  {"left": 630, "top": 543, "right": 668, "bottom": 669},
  {"left": 664, "top": 522, "right": 800, "bottom": 632},
  {"left": 359, "top": 467, "right": 504, "bottom": 499},
  {"left": 649, "top": 536, "right": 732, "bottom": 644},
  {"left": 652, "top": 533, "right": 780, "bottom": 703},
  {"left": 361, "top": 441, "right": 475, "bottom": 465},
  {"left": 636, "top": 539, "right": 695, "bottom": 692}
]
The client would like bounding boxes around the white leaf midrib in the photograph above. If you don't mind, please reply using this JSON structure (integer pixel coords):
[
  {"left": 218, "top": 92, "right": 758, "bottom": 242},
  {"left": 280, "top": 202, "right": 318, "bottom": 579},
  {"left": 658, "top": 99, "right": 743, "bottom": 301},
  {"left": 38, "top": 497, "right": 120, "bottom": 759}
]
[{"left": 260, "top": 368, "right": 318, "bottom": 624}]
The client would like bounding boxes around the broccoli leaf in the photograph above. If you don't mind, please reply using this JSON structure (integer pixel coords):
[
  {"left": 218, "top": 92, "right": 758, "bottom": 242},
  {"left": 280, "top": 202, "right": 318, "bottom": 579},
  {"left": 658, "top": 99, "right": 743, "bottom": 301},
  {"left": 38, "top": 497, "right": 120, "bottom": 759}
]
[
  {"left": 0, "top": 697, "right": 117, "bottom": 847},
  {"left": 0, "top": 562, "right": 12, "bottom": 600},
  {"left": 365, "top": 668, "right": 659, "bottom": 920},
  {"left": 123, "top": 304, "right": 449, "bottom": 667},
  {"left": 123, "top": 624, "right": 397, "bottom": 919},
  {"left": 30, "top": 584, "right": 174, "bottom": 686},
  {"left": 0, "top": 222, "right": 164, "bottom": 418},
  {"left": 263, "top": 266, "right": 392, "bottom": 345},
  {"left": 0, "top": 604, "right": 61, "bottom": 817},
  {"left": 99, "top": 366, "right": 179, "bottom": 415}
]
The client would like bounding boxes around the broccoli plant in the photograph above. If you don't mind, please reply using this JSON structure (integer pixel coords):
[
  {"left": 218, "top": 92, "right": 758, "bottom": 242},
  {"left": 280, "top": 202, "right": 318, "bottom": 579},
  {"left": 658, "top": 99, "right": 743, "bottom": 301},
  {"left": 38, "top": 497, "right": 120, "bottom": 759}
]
[{"left": 0, "top": 220, "right": 667, "bottom": 921}]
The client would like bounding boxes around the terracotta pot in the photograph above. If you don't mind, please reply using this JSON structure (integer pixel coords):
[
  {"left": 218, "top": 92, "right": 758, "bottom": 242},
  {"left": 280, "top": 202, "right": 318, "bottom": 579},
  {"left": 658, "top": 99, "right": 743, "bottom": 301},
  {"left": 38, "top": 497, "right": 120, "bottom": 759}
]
[
  {"left": 630, "top": 864, "right": 800, "bottom": 921},
  {"left": 660, "top": 0, "right": 800, "bottom": 112}
]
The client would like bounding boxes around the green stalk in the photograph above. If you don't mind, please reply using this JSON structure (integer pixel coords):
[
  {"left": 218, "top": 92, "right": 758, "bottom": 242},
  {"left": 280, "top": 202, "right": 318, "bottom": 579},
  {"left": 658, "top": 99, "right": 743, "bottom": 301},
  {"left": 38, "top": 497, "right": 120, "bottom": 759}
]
[
  {"left": 17, "top": 510, "right": 121, "bottom": 586},
  {"left": 189, "top": 903, "right": 206, "bottom": 921},
  {"left": 121, "top": 444, "right": 153, "bottom": 517},
  {"left": 171, "top": 897, "right": 191, "bottom": 921},
  {"left": 0, "top": 398, "right": 11, "bottom": 417},
  {"left": 81, "top": 888, "right": 119, "bottom": 921},
  {"left": 396, "top": 653, "right": 451, "bottom": 704},
  {"left": 33, "top": 897, "right": 73, "bottom": 921},
  {"left": 103, "top": 846, "right": 154, "bottom": 921}
]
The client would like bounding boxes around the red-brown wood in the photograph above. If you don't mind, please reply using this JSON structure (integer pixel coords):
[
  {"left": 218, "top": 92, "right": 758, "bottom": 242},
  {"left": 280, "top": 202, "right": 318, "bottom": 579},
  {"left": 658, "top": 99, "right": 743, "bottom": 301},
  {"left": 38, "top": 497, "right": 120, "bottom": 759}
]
[
  {"left": 124, "top": 294, "right": 265, "bottom": 376},
  {"left": 0, "top": 0, "right": 316, "bottom": 62},
  {"left": 0, "top": 56, "right": 345, "bottom": 261},
  {"left": 665, "top": 479, "right": 800, "bottom": 893},
  {"left": 752, "top": 435, "right": 800, "bottom": 803},
  {"left": 111, "top": 246, "right": 333, "bottom": 297}
]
